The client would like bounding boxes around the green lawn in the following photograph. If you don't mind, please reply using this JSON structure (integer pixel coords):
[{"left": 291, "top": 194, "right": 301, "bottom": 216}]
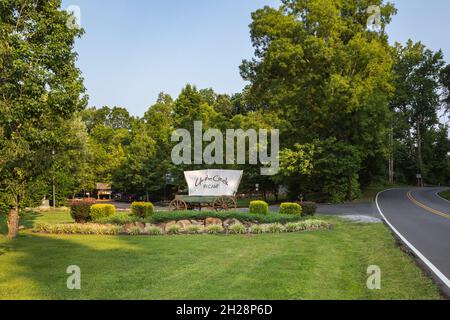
[
  {"left": 0, "top": 210, "right": 442, "bottom": 300},
  {"left": 354, "top": 183, "right": 410, "bottom": 203},
  {"left": 438, "top": 189, "right": 450, "bottom": 201}
]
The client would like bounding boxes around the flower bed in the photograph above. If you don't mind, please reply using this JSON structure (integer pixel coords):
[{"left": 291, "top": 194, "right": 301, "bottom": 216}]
[
  {"left": 34, "top": 222, "right": 122, "bottom": 235},
  {"left": 33, "top": 218, "right": 331, "bottom": 236}
]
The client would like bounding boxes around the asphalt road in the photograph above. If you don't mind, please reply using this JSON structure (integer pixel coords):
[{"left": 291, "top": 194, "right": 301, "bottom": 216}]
[
  {"left": 376, "top": 187, "right": 450, "bottom": 294},
  {"left": 316, "top": 202, "right": 379, "bottom": 217}
]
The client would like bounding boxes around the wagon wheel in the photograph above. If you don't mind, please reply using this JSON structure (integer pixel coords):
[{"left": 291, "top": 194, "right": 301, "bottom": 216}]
[
  {"left": 213, "top": 196, "right": 237, "bottom": 211},
  {"left": 169, "top": 199, "right": 188, "bottom": 211}
]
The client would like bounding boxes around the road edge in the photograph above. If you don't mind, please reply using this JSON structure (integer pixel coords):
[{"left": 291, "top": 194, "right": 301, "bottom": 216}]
[
  {"left": 435, "top": 189, "right": 450, "bottom": 204},
  {"left": 375, "top": 189, "right": 450, "bottom": 295}
]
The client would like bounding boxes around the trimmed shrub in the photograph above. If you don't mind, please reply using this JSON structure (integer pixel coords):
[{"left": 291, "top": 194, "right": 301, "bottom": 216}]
[
  {"left": 185, "top": 225, "right": 203, "bottom": 235},
  {"left": 299, "top": 202, "right": 317, "bottom": 216},
  {"left": 69, "top": 200, "right": 95, "bottom": 223},
  {"left": 96, "top": 212, "right": 137, "bottom": 225},
  {"left": 91, "top": 204, "right": 116, "bottom": 221},
  {"left": 228, "top": 224, "right": 246, "bottom": 234},
  {"left": 166, "top": 224, "right": 182, "bottom": 235},
  {"left": 280, "top": 203, "right": 302, "bottom": 215},
  {"left": 131, "top": 202, "right": 154, "bottom": 219},
  {"left": 249, "top": 201, "right": 269, "bottom": 215},
  {"left": 206, "top": 224, "right": 224, "bottom": 234}
]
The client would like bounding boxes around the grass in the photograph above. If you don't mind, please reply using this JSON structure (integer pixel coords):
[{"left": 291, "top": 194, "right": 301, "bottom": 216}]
[
  {"left": 354, "top": 183, "right": 409, "bottom": 203},
  {"left": 0, "top": 210, "right": 442, "bottom": 300},
  {"left": 438, "top": 189, "right": 450, "bottom": 201}
]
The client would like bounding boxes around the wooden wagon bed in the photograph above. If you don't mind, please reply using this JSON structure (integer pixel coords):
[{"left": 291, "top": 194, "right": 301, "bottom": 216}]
[{"left": 169, "top": 195, "right": 237, "bottom": 211}]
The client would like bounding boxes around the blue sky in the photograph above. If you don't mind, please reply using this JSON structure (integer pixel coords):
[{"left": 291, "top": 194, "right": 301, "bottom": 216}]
[{"left": 61, "top": 0, "right": 450, "bottom": 116}]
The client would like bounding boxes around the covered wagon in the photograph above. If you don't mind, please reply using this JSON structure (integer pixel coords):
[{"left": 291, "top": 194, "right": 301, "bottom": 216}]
[{"left": 169, "top": 170, "right": 243, "bottom": 211}]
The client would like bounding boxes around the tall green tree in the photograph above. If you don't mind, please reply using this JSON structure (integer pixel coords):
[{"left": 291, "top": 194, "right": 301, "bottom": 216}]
[
  {"left": 391, "top": 41, "right": 447, "bottom": 184},
  {"left": 0, "top": 0, "right": 86, "bottom": 238},
  {"left": 440, "top": 64, "right": 450, "bottom": 113},
  {"left": 240, "top": 0, "right": 396, "bottom": 201},
  {"left": 79, "top": 106, "right": 132, "bottom": 187},
  {"left": 113, "top": 93, "right": 175, "bottom": 198},
  {"left": 114, "top": 121, "right": 156, "bottom": 199}
]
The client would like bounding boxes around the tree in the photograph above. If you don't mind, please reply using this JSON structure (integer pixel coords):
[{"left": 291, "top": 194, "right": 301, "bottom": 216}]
[
  {"left": 81, "top": 106, "right": 134, "bottom": 133},
  {"left": 390, "top": 41, "right": 446, "bottom": 184},
  {"left": 440, "top": 64, "right": 450, "bottom": 114},
  {"left": 114, "top": 121, "right": 156, "bottom": 199},
  {"left": 141, "top": 93, "right": 176, "bottom": 196},
  {"left": 279, "top": 138, "right": 362, "bottom": 202},
  {"left": 0, "top": 0, "right": 86, "bottom": 238},
  {"left": 79, "top": 106, "right": 132, "bottom": 189},
  {"left": 229, "top": 110, "right": 285, "bottom": 199},
  {"left": 113, "top": 94, "right": 176, "bottom": 198},
  {"left": 240, "top": 0, "right": 396, "bottom": 201}
]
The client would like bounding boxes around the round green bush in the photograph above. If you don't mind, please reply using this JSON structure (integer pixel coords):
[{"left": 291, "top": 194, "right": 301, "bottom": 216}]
[
  {"left": 279, "top": 202, "right": 302, "bottom": 215},
  {"left": 299, "top": 202, "right": 317, "bottom": 216},
  {"left": 90, "top": 204, "right": 116, "bottom": 221},
  {"left": 69, "top": 200, "right": 95, "bottom": 223},
  {"left": 131, "top": 202, "right": 154, "bottom": 219},
  {"left": 249, "top": 200, "right": 269, "bottom": 215}
]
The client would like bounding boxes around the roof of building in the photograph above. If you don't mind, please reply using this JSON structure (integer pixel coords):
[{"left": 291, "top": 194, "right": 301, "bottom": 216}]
[{"left": 96, "top": 183, "right": 111, "bottom": 190}]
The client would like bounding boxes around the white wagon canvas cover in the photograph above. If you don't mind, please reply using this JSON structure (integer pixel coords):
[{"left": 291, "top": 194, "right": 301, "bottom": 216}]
[{"left": 184, "top": 170, "right": 243, "bottom": 197}]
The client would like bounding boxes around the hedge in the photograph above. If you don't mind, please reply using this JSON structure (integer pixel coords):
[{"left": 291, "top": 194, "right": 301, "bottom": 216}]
[
  {"left": 249, "top": 201, "right": 269, "bottom": 215},
  {"left": 96, "top": 212, "right": 137, "bottom": 225},
  {"left": 131, "top": 202, "right": 154, "bottom": 219},
  {"left": 279, "top": 202, "right": 302, "bottom": 215},
  {"left": 91, "top": 204, "right": 116, "bottom": 221},
  {"left": 151, "top": 211, "right": 303, "bottom": 224}
]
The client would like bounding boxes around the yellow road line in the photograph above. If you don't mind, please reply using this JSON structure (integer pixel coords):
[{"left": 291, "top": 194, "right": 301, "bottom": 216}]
[{"left": 407, "top": 191, "right": 450, "bottom": 220}]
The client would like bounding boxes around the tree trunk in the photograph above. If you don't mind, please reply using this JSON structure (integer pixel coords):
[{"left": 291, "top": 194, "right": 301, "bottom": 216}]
[
  {"left": 389, "top": 125, "right": 394, "bottom": 184},
  {"left": 7, "top": 207, "right": 20, "bottom": 239},
  {"left": 416, "top": 121, "right": 424, "bottom": 187}
]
